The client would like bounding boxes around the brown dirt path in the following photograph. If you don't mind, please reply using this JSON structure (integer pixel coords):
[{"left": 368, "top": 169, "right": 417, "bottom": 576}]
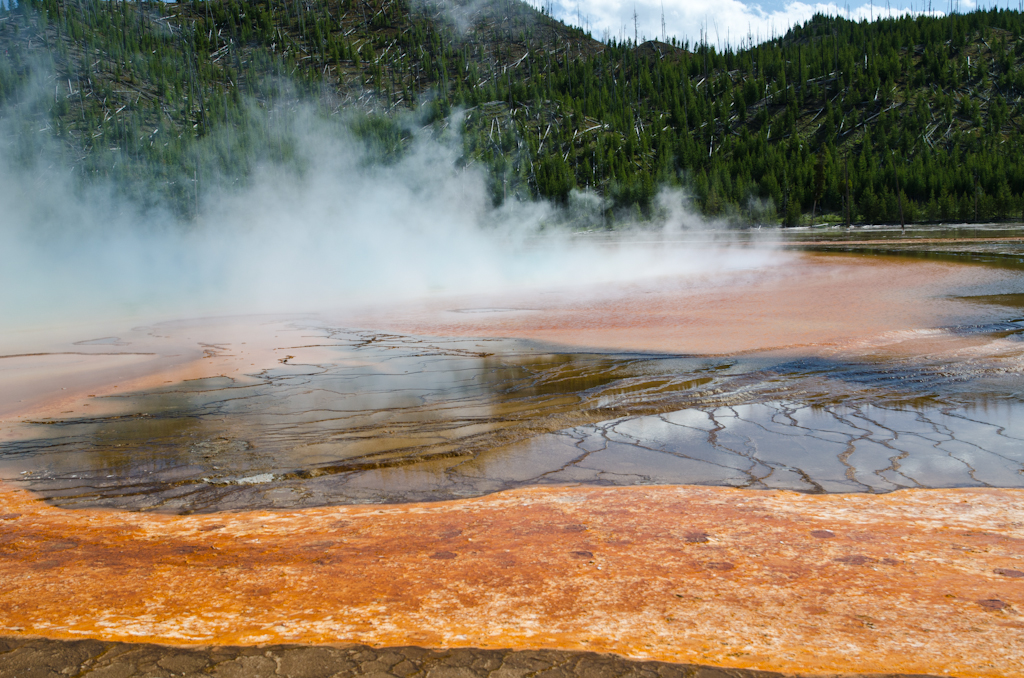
[{"left": 0, "top": 637, "right": 935, "bottom": 678}]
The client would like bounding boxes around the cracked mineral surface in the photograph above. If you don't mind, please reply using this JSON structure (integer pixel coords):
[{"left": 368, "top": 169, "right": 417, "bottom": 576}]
[{"left": 4, "top": 325, "right": 1024, "bottom": 510}]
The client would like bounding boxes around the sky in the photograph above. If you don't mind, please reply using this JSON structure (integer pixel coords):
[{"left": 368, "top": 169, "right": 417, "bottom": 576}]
[{"left": 526, "top": 0, "right": 1023, "bottom": 47}]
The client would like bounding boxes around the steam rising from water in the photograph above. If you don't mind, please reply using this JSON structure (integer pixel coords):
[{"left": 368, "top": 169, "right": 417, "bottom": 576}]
[{"left": 1, "top": 98, "right": 781, "bottom": 335}]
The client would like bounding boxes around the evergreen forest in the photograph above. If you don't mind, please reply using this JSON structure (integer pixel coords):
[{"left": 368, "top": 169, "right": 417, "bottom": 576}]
[{"left": 4, "top": 0, "right": 1024, "bottom": 226}]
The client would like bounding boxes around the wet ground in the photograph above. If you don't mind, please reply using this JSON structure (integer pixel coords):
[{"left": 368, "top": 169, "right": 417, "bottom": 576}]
[
  {"left": 776, "top": 223, "right": 1024, "bottom": 261},
  {"left": 3, "top": 328, "right": 1024, "bottom": 512},
  {"left": 2, "top": 248, "right": 1024, "bottom": 511}
]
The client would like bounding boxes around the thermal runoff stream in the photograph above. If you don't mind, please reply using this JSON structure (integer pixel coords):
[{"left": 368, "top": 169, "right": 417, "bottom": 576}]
[{"left": 3, "top": 233, "right": 1024, "bottom": 677}]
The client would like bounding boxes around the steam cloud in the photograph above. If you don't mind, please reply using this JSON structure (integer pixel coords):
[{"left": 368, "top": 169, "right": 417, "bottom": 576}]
[{"left": 1, "top": 90, "right": 780, "bottom": 334}]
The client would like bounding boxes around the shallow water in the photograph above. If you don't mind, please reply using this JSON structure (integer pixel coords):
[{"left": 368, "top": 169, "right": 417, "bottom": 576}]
[
  {"left": 4, "top": 318, "right": 1024, "bottom": 509},
  {"left": 2, "top": 246, "right": 1024, "bottom": 512}
]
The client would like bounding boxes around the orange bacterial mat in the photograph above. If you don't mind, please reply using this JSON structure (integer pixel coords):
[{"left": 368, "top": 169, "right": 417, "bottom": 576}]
[{"left": 1, "top": 482, "right": 1022, "bottom": 676}]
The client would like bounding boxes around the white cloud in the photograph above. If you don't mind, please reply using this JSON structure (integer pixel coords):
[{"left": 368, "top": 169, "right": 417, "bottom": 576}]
[{"left": 529, "top": 0, "right": 957, "bottom": 46}]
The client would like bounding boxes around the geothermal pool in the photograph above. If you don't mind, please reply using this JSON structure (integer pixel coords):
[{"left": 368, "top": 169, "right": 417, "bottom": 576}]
[
  {"left": 2, "top": 234, "right": 1024, "bottom": 676},
  {"left": 3, "top": 248, "right": 1024, "bottom": 511}
]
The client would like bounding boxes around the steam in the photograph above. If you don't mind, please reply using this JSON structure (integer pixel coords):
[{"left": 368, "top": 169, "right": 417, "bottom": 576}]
[
  {"left": 1, "top": 91, "right": 781, "bottom": 334},
  {"left": 411, "top": 0, "right": 501, "bottom": 33}
]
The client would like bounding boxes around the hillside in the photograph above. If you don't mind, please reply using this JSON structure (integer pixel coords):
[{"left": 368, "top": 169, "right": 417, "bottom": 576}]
[{"left": 3, "top": 0, "right": 1024, "bottom": 225}]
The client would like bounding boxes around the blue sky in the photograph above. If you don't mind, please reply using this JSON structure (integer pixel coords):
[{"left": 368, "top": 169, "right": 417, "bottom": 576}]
[{"left": 526, "top": 0, "right": 1023, "bottom": 46}]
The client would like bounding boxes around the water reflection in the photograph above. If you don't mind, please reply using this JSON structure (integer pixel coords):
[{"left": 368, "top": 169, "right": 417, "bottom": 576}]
[
  {"left": 3, "top": 312, "right": 1024, "bottom": 512},
  {"left": 6, "top": 240, "right": 1024, "bottom": 512},
  {"left": 509, "top": 400, "right": 1024, "bottom": 494}
]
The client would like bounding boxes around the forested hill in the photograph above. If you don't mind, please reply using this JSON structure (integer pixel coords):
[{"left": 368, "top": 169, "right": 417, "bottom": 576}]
[{"left": 3, "top": 0, "right": 1024, "bottom": 226}]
